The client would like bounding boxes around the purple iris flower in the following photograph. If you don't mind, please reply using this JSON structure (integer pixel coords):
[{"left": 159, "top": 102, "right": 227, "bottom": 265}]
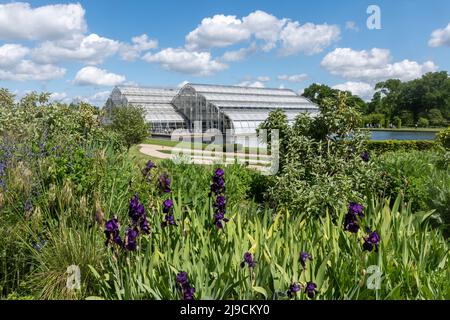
[
  {"left": 128, "top": 193, "right": 150, "bottom": 233},
  {"left": 163, "top": 199, "right": 174, "bottom": 213},
  {"left": 104, "top": 216, "right": 122, "bottom": 246},
  {"left": 299, "top": 251, "right": 312, "bottom": 268},
  {"left": 305, "top": 281, "right": 318, "bottom": 298},
  {"left": 363, "top": 229, "right": 380, "bottom": 252},
  {"left": 344, "top": 202, "right": 364, "bottom": 233},
  {"left": 361, "top": 151, "right": 370, "bottom": 162},
  {"left": 176, "top": 271, "right": 188, "bottom": 285},
  {"left": 125, "top": 228, "right": 139, "bottom": 251},
  {"left": 210, "top": 168, "right": 225, "bottom": 196},
  {"left": 161, "top": 214, "right": 177, "bottom": 228},
  {"left": 348, "top": 202, "right": 364, "bottom": 218},
  {"left": 215, "top": 195, "right": 226, "bottom": 207},
  {"left": 214, "top": 168, "right": 224, "bottom": 177},
  {"left": 183, "top": 286, "right": 196, "bottom": 300},
  {"left": 344, "top": 213, "right": 360, "bottom": 233},
  {"left": 159, "top": 173, "right": 171, "bottom": 193},
  {"left": 210, "top": 168, "right": 228, "bottom": 229},
  {"left": 287, "top": 283, "right": 301, "bottom": 298},
  {"left": 140, "top": 216, "right": 150, "bottom": 234},
  {"left": 240, "top": 252, "right": 256, "bottom": 268},
  {"left": 142, "top": 160, "right": 156, "bottom": 177},
  {"left": 176, "top": 271, "right": 195, "bottom": 300}
]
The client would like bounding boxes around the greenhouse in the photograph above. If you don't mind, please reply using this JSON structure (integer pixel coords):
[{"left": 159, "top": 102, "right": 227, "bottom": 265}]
[
  {"left": 171, "top": 83, "right": 319, "bottom": 136},
  {"left": 106, "top": 83, "right": 319, "bottom": 137},
  {"left": 105, "top": 86, "right": 186, "bottom": 134}
]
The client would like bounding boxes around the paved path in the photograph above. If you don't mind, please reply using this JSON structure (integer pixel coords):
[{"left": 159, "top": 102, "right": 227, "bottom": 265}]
[{"left": 138, "top": 143, "right": 273, "bottom": 171}]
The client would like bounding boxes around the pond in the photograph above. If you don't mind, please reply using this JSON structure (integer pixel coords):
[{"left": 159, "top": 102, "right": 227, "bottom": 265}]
[{"left": 369, "top": 130, "right": 437, "bottom": 141}]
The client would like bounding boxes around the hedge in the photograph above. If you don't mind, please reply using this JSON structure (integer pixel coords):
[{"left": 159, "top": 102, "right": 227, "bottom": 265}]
[{"left": 365, "top": 140, "right": 436, "bottom": 154}]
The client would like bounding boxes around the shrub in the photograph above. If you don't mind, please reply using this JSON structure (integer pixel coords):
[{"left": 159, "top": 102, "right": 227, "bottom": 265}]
[
  {"left": 428, "top": 108, "right": 447, "bottom": 127},
  {"left": 377, "top": 150, "right": 450, "bottom": 235},
  {"left": 436, "top": 126, "right": 450, "bottom": 149},
  {"left": 110, "top": 105, "right": 150, "bottom": 150},
  {"left": 418, "top": 117, "right": 429, "bottom": 127},
  {"left": 366, "top": 140, "right": 436, "bottom": 154},
  {"left": 262, "top": 93, "right": 378, "bottom": 216}
]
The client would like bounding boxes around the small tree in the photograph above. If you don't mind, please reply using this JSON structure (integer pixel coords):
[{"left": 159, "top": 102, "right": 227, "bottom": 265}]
[
  {"left": 428, "top": 108, "right": 446, "bottom": 127},
  {"left": 257, "top": 109, "right": 291, "bottom": 171},
  {"left": 393, "top": 116, "right": 402, "bottom": 128},
  {"left": 110, "top": 105, "right": 150, "bottom": 150},
  {"left": 418, "top": 117, "right": 429, "bottom": 128}
]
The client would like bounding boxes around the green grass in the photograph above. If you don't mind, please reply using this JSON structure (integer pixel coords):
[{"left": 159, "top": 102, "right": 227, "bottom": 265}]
[
  {"left": 128, "top": 144, "right": 159, "bottom": 166},
  {"left": 144, "top": 137, "right": 267, "bottom": 155}
]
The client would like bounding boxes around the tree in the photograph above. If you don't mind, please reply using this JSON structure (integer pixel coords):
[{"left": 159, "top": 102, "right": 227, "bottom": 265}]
[
  {"left": 110, "top": 105, "right": 150, "bottom": 150},
  {"left": 399, "top": 110, "right": 414, "bottom": 127},
  {"left": 302, "top": 83, "right": 367, "bottom": 114},
  {"left": 0, "top": 88, "right": 15, "bottom": 107},
  {"left": 373, "top": 79, "right": 403, "bottom": 120},
  {"left": 428, "top": 108, "right": 446, "bottom": 127},
  {"left": 366, "top": 72, "right": 450, "bottom": 126},
  {"left": 392, "top": 116, "right": 402, "bottom": 128},
  {"left": 257, "top": 109, "right": 290, "bottom": 172}
]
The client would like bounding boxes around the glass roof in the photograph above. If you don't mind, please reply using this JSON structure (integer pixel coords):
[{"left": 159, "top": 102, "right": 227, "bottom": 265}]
[
  {"left": 189, "top": 84, "right": 298, "bottom": 97},
  {"left": 186, "top": 83, "right": 318, "bottom": 111},
  {"left": 116, "top": 86, "right": 179, "bottom": 97},
  {"left": 110, "top": 86, "right": 185, "bottom": 123}
]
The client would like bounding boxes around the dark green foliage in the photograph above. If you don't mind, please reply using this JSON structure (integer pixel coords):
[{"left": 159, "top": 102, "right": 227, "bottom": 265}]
[
  {"left": 257, "top": 109, "right": 291, "bottom": 171},
  {"left": 367, "top": 72, "right": 450, "bottom": 126},
  {"left": 110, "top": 105, "right": 150, "bottom": 149},
  {"left": 262, "top": 93, "right": 376, "bottom": 216},
  {"left": 418, "top": 117, "right": 430, "bottom": 127},
  {"left": 436, "top": 127, "right": 450, "bottom": 149},
  {"left": 377, "top": 151, "right": 450, "bottom": 236},
  {"left": 302, "top": 83, "right": 367, "bottom": 114},
  {"left": 365, "top": 140, "right": 436, "bottom": 154}
]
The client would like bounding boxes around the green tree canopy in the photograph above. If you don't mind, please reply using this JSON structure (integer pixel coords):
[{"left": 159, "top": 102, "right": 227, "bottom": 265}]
[{"left": 110, "top": 105, "right": 150, "bottom": 150}]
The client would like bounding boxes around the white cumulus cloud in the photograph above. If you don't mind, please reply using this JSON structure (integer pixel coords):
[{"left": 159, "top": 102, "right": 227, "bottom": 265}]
[
  {"left": 279, "top": 22, "right": 341, "bottom": 56},
  {"left": 0, "top": 2, "right": 86, "bottom": 41},
  {"left": 332, "top": 81, "right": 375, "bottom": 100},
  {"left": 185, "top": 10, "right": 340, "bottom": 56},
  {"left": 119, "top": 34, "right": 158, "bottom": 61},
  {"left": 237, "top": 80, "right": 265, "bottom": 88},
  {"left": 221, "top": 43, "right": 257, "bottom": 62},
  {"left": 321, "top": 48, "right": 438, "bottom": 82},
  {"left": 257, "top": 76, "right": 270, "bottom": 82},
  {"left": 143, "top": 48, "right": 227, "bottom": 76},
  {"left": 0, "top": 60, "right": 66, "bottom": 81},
  {"left": 0, "top": 44, "right": 30, "bottom": 66},
  {"left": 186, "top": 14, "right": 251, "bottom": 51},
  {"left": 277, "top": 74, "right": 308, "bottom": 82},
  {"left": 32, "top": 33, "right": 121, "bottom": 65},
  {"left": 74, "top": 66, "right": 126, "bottom": 86},
  {"left": 428, "top": 23, "right": 450, "bottom": 47},
  {"left": 242, "top": 10, "right": 287, "bottom": 51}
]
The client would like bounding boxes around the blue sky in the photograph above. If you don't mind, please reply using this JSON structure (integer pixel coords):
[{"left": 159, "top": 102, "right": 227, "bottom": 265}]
[{"left": 0, "top": 0, "right": 449, "bottom": 105}]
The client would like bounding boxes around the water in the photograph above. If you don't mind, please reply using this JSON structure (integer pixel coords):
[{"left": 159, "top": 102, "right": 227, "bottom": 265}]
[
  {"left": 369, "top": 130, "right": 437, "bottom": 141},
  {"left": 155, "top": 130, "right": 437, "bottom": 150}
]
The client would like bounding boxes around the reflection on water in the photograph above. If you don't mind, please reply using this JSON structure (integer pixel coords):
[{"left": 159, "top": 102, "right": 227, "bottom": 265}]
[{"left": 369, "top": 130, "right": 436, "bottom": 141}]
